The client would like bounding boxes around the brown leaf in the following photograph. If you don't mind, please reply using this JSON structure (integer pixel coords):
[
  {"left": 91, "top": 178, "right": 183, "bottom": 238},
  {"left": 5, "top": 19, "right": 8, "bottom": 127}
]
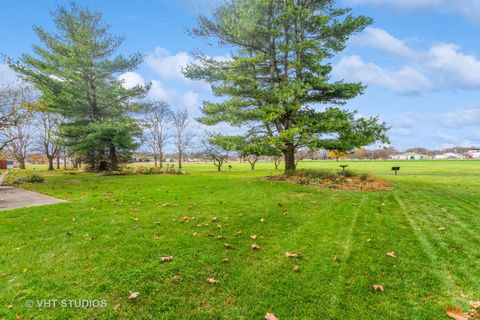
[
  {"left": 438, "top": 227, "right": 447, "bottom": 231},
  {"left": 470, "top": 301, "right": 480, "bottom": 309},
  {"left": 128, "top": 291, "right": 140, "bottom": 300},
  {"left": 114, "top": 303, "right": 121, "bottom": 311},
  {"left": 236, "top": 231, "right": 242, "bottom": 236},
  {"left": 277, "top": 202, "right": 283, "bottom": 207},
  {"left": 212, "top": 216, "right": 218, "bottom": 222},
  {"left": 292, "top": 265, "right": 300, "bottom": 271},
  {"left": 206, "top": 233, "right": 214, "bottom": 237},
  {"left": 161, "top": 202, "right": 175, "bottom": 207},
  {"left": 250, "top": 235, "right": 257, "bottom": 240},
  {"left": 372, "top": 285, "right": 384, "bottom": 292},
  {"left": 265, "top": 313, "right": 279, "bottom": 320},
  {"left": 224, "top": 243, "right": 233, "bottom": 249},
  {"left": 251, "top": 243, "right": 261, "bottom": 250},
  {"left": 206, "top": 277, "right": 220, "bottom": 284},
  {"left": 160, "top": 256, "right": 173, "bottom": 263},
  {"left": 386, "top": 251, "right": 397, "bottom": 258},
  {"left": 16, "top": 315, "right": 24, "bottom": 320},
  {"left": 446, "top": 306, "right": 470, "bottom": 320},
  {"left": 221, "top": 258, "right": 229, "bottom": 264},
  {"left": 285, "top": 251, "right": 301, "bottom": 258},
  {"left": 282, "top": 210, "right": 288, "bottom": 216}
]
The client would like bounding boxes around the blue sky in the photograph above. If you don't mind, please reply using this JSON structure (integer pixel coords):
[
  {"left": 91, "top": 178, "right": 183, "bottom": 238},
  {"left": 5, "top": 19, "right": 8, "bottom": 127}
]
[{"left": 1, "top": 0, "right": 480, "bottom": 151}]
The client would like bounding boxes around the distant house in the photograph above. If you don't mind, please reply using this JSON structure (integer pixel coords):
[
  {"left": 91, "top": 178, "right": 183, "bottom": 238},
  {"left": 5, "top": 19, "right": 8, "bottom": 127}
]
[
  {"left": 434, "top": 153, "right": 464, "bottom": 160},
  {"left": 467, "top": 149, "right": 480, "bottom": 159},
  {"left": 0, "top": 159, "right": 14, "bottom": 169},
  {"left": 390, "top": 152, "right": 428, "bottom": 160}
]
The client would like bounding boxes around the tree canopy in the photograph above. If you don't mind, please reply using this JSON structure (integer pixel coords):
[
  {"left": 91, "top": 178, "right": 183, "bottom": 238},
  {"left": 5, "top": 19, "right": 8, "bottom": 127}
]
[
  {"left": 185, "top": 0, "right": 389, "bottom": 172},
  {"left": 9, "top": 3, "right": 149, "bottom": 170}
]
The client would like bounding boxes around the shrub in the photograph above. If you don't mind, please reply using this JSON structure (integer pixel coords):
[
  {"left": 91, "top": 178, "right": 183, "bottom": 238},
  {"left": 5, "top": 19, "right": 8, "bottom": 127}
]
[
  {"left": 16, "top": 174, "right": 45, "bottom": 184},
  {"left": 294, "top": 169, "right": 337, "bottom": 180}
]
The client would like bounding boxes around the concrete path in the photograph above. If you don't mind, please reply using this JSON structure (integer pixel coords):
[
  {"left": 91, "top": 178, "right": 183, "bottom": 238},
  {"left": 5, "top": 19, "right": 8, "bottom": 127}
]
[{"left": 0, "top": 186, "right": 66, "bottom": 211}]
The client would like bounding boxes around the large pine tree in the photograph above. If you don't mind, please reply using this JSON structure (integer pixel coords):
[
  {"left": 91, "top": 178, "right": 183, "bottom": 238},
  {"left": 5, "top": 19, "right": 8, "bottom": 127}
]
[
  {"left": 186, "top": 0, "right": 389, "bottom": 172},
  {"left": 9, "top": 3, "right": 149, "bottom": 170}
]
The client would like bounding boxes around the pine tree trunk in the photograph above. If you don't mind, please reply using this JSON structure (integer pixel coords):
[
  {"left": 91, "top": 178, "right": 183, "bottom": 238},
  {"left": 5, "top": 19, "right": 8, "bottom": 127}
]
[
  {"left": 283, "top": 144, "right": 296, "bottom": 173},
  {"left": 109, "top": 145, "right": 118, "bottom": 171}
]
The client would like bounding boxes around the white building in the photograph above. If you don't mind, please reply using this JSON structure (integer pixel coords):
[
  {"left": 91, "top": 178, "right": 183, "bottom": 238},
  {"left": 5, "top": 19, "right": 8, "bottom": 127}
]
[
  {"left": 390, "top": 152, "right": 428, "bottom": 160},
  {"left": 467, "top": 149, "right": 480, "bottom": 159},
  {"left": 434, "top": 153, "right": 464, "bottom": 160}
]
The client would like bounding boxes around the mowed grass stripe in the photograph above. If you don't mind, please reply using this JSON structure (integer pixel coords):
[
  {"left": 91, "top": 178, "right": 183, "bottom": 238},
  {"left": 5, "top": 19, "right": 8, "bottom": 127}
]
[{"left": 394, "top": 192, "right": 468, "bottom": 305}]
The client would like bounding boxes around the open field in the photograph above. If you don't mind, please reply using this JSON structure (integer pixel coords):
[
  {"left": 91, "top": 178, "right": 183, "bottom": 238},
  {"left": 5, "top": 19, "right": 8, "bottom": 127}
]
[{"left": 1, "top": 161, "right": 480, "bottom": 319}]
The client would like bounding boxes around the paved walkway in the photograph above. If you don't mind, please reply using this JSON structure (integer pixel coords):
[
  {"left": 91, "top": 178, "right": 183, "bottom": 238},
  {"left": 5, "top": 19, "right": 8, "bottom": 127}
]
[{"left": 0, "top": 186, "right": 66, "bottom": 211}]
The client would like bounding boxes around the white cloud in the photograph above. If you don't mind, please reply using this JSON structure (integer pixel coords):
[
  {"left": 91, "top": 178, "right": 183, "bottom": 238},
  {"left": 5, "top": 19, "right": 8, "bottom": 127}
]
[
  {"left": 118, "top": 71, "right": 145, "bottom": 89},
  {"left": 341, "top": 27, "right": 480, "bottom": 93},
  {"left": 351, "top": 27, "right": 420, "bottom": 59},
  {"left": 181, "top": 90, "right": 199, "bottom": 111},
  {"left": 434, "top": 131, "right": 477, "bottom": 148},
  {"left": 345, "top": 0, "right": 480, "bottom": 23},
  {"left": 440, "top": 107, "right": 480, "bottom": 128},
  {"left": 145, "top": 47, "right": 193, "bottom": 82},
  {"left": 333, "top": 55, "right": 431, "bottom": 94},
  {"left": 0, "top": 64, "right": 20, "bottom": 86},
  {"left": 149, "top": 80, "right": 176, "bottom": 103},
  {"left": 427, "top": 43, "right": 480, "bottom": 88}
]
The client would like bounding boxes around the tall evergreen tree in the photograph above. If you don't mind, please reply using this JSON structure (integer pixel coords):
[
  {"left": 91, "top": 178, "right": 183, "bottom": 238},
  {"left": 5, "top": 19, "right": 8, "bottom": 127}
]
[
  {"left": 9, "top": 3, "right": 149, "bottom": 170},
  {"left": 185, "top": 0, "right": 389, "bottom": 172}
]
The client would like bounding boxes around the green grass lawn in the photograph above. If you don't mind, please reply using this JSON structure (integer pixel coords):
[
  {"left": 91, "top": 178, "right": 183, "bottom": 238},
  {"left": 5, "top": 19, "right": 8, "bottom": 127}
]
[{"left": 1, "top": 161, "right": 479, "bottom": 319}]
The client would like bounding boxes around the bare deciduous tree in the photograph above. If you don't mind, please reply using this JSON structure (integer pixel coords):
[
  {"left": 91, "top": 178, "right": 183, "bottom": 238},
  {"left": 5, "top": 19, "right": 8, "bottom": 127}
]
[
  {"left": 6, "top": 112, "right": 34, "bottom": 169},
  {"left": 144, "top": 101, "right": 172, "bottom": 168},
  {"left": 0, "top": 84, "right": 29, "bottom": 151},
  {"left": 172, "top": 109, "right": 193, "bottom": 169},
  {"left": 36, "top": 112, "right": 63, "bottom": 170}
]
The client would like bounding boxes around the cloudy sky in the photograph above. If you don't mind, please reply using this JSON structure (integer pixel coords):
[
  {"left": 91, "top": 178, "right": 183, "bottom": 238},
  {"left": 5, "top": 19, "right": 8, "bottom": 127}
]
[{"left": 1, "top": 0, "right": 480, "bottom": 150}]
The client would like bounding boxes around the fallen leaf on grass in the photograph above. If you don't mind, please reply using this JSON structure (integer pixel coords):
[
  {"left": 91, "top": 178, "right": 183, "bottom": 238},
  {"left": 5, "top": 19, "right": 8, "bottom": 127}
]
[
  {"left": 285, "top": 252, "right": 301, "bottom": 258},
  {"left": 217, "top": 236, "right": 225, "bottom": 240},
  {"left": 161, "top": 203, "right": 175, "bottom": 207},
  {"left": 222, "top": 258, "right": 229, "bottom": 263},
  {"left": 446, "top": 306, "right": 470, "bottom": 320},
  {"left": 386, "top": 251, "right": 397, "bottom": 258},
  {"left": 438, "top": 227, "right": 447, "bottom": 231},
  {"left": 192, "top": 232, "right": 198, "bottom": 237},
  {"left": 160, "top": 256, "right": 173, "bottom": 263},
  {"left": 260, "top": 218, "right": 265, "bottom": 223},
  {"left": 128, "top": 292, "right": 140, "bottom": 300},
  {"left": 265, "top": 313, "right": 279, "bottom": 320},
  {"left": 224, "top": 243, "right": 233, "bottom": 249},
  {"left": 114, "top": 303, "right": 121, "bottom": 311},
  {"left": 207, "top": 277, "right": 220, "bottom": 284},
  {"left": 470, "top": 301, "right": 480, "bottom": 309},
  {"left": 206, "top": 233, "right": 214, "bottom": 237},
  {"left": 251, "top": 243, "right": 261, "bottom": 250},
  {"left": 15, "top": 315, "right": 24, "bottom": 319},
  {"left": 212, "top": 216, "right": 218, "bottom": 222},
  {"left": 250, "top": 235, "right": 257, "bottom": 240},
  {"left": 277, "top": 203, "right": 283, "bottom": 207},
  {"left": 236, "top": 231, "right": 242, "bottom": 236},
  {"left": 372, "top": 285, "right": 384, "bottom": 292},
  {"left": 282, "top": 210, "right": 288, "bottom": 216},
  {"left": 293, "top": 266, "right": 300, "bottom": 271}
]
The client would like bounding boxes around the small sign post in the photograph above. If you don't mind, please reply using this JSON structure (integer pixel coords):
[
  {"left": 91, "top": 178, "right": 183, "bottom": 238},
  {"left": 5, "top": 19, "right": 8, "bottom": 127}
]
[
  {"left": 340, "top": 165, "right": 349, "bottom": 173},
  {"left": 392, "top": 166, "right": 400, "bottom": 176}
]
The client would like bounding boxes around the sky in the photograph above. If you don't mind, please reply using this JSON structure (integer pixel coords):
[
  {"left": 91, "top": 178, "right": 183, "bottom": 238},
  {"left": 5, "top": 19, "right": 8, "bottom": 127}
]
[{"left": 1, "top": 0, "right": 480, "bottom": 151}]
